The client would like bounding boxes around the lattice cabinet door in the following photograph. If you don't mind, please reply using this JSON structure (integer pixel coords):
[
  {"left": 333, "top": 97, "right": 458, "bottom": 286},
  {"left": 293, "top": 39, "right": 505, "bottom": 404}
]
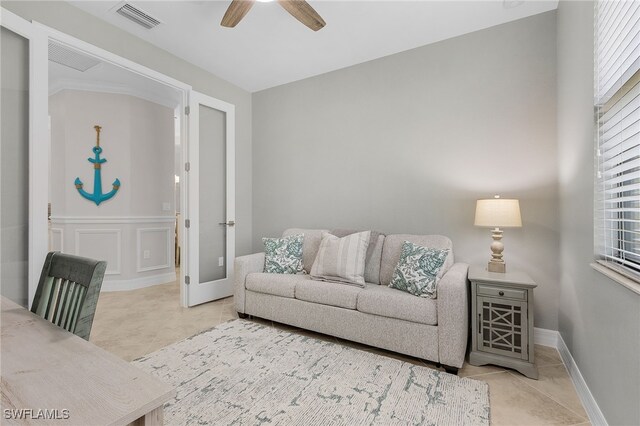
[{"left": 477, "top": 297, "right": 528, "bottom": 361}]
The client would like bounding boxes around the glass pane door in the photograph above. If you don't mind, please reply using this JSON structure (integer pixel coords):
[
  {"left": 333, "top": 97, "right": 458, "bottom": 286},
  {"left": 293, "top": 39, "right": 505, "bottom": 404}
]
[
  {"left": 199, "top": 105, "right": 227, "bottom": 283},
  {"left": 185, "top": 91, "right": 235, "bottom": 307},
  {"left": 0, "top": 27, "right": 29, "bottom": 307}
]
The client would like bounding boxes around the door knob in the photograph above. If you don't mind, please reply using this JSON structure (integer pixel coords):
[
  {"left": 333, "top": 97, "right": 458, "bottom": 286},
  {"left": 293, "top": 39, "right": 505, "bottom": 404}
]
[{"left": 218, "top": 220, "right": 235, "bottom": 227}]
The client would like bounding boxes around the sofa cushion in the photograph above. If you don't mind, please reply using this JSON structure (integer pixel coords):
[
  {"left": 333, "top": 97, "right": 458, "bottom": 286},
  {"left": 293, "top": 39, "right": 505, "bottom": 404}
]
[
  {"left": 366, "top": 234, "right": 385, "bottom": 284},
  {"left": 295, "top": 280, "right": 362, "bottom": 310},
  {"left": 380, "top": 234, "right": 454, "bottom": 286},
  {"left": 245, "top": 273, "right": 311, "bottom": 299},
  {"left": 262, "top": 234, "right": 304, "bottom": 274},
  {"left": 357, "top": 284, "right": 438, "bottom": 325},
  {"left": 283, "top": 228, "right": 328, "bottom": 274},
  {"left": 389, "top": 241, "right": 450, "bottom": 298},
  {"left": 330, "top": 230, "right": 385, "bottom": 284},
  {"left": 310, "top": 231, "right": 371, "bottom": 287}
]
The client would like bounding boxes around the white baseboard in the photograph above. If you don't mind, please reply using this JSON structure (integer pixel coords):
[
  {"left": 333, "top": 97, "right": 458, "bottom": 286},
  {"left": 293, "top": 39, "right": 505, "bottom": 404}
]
[
  {"left": 556, "top": 333, "right": 608, "bottom": 426},
  {"left": 101, "top": 271, "right": 176, "bottom": 292},
  {"left": 533, "top": 327, "right": 559, "bottom": 347},
  {"left": 533, "top": 327, "right": 607, "bottom": 426}
]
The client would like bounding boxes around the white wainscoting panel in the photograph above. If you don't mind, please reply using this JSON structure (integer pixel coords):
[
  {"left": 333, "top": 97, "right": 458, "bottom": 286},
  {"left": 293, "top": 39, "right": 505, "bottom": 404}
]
[
  {"left": 51, "top": 216, "right": 178, "bottom": 291},
  {"left": 49, "top": 228, "right": 63, "bottom": 252},
  {"left": 137, "top": 227, "right": 172, "bottom": 272},
  {"left": 101, "top": 271, "right": 177, "bottom": 292},
  {"left": 75, "top": 229, "right": 121, "bottom": 274}
]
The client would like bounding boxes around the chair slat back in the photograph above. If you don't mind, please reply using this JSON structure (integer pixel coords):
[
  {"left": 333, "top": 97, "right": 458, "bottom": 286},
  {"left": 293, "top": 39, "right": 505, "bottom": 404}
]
[{"left": 31, "top": 252, "right": 107, "bottom": 340}]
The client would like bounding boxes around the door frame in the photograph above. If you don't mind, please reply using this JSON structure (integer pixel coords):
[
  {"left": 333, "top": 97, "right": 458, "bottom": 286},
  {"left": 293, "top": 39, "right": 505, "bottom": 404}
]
[
  {"left": 1, "top": 9, "right": 234, "bottom": 308},
  {"left": 33, "top": 21, "right": 192, "bottom": 306},
  {"left": 185, "top": 91, "right": 236, "bottom": 307}
]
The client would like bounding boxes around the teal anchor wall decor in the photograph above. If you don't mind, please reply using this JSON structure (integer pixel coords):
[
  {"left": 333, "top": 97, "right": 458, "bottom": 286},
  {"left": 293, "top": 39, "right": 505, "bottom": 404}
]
[{"left": 74, "top": 125, "right": 121, "bottom": 205}]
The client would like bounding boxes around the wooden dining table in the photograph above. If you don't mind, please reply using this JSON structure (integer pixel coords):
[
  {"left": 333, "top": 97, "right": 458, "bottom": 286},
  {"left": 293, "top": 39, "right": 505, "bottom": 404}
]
[{"left": 0, "top": 296, "right": 175, "bottom": 425}]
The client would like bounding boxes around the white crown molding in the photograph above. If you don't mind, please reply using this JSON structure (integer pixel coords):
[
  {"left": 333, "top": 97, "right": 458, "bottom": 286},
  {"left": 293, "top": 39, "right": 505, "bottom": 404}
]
[
  {"left": 101, "top": 271, "right": 176, "bottom": 292},
  {"left": 51, "top": 215, "right": 175, "bottom": 224},
  {"left": 49, "top": 78, "right": 179, "bottom": 109}
]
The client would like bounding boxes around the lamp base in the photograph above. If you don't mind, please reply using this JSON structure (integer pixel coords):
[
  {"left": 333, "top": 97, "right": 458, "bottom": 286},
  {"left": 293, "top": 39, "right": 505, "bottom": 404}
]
[
  {"left": 488, "top": 261, "right": 506, "bottom": 273},
  {"left": 488, "top": 227, "right": 506, "bottom": 273}
]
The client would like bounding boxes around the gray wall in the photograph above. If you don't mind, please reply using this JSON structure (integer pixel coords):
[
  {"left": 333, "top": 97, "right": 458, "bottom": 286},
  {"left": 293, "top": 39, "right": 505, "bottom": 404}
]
[
  {"left": 3, "top": 1, "right": 254, "bottom": 257},
  {"left": 253, "top": 12, "right": 560, "bottom": 330},
  {"left": 557, "top": 2, "right": 640, "bottom": 425},
  {"left": 1, "top": 27, "right": 29, "bottom": 307},
  {"left": 49, "top": 90, "right": 175, "bottom": 217}
]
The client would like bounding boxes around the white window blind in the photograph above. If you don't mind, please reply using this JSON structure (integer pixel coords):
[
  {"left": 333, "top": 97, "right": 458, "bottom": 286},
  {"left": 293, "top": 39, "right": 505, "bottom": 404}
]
[
  {"left": 595, "top": 1, "right": 640, "bottom": 281},
  {"left": 597, "top": 1, "right": 640, "bottom": 103}
]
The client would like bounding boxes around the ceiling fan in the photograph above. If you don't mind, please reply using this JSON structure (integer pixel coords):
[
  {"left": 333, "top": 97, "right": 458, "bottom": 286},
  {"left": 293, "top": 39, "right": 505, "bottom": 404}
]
[{"left": 221, "top": 0, "right": 326, "bottom": 31}]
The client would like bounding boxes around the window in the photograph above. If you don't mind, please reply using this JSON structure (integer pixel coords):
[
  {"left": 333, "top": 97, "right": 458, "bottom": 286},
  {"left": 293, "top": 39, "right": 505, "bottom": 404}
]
[{"left": 595, "top": 1, "right": 640, "bottom": 281}]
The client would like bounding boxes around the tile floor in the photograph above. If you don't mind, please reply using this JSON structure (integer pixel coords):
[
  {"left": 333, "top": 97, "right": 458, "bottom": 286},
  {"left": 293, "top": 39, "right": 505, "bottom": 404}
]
[{"left": 91, "top": 278, "right": 590, "bottom": 425}]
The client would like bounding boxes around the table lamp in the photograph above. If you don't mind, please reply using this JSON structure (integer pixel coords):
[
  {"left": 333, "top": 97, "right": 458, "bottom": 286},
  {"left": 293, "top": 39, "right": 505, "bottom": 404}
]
[{"left": 474, "top": 196, "right": 522, "bottom": 273}]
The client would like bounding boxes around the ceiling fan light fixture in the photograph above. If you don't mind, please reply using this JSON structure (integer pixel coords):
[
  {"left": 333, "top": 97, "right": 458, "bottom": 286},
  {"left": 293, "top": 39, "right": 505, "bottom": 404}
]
[
  {"left": 221, "top": 0, "right": 326, "bottom": 31},
  {"left": 256, "top": 0, "right": 275, "bottom": 3}
]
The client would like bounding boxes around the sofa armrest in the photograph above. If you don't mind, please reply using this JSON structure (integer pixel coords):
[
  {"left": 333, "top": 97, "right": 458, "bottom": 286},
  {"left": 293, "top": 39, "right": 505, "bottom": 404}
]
[
  {"left": 234, "top": 252, "right": 265, "bottom": 314},
  {"left": 437, "top": 263, "right": 470, "bottom": 368}
]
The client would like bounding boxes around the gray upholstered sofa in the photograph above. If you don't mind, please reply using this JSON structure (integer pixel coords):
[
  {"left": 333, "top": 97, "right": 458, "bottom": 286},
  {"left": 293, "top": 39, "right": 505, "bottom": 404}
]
[{"left": 234, "top": 229, "right": 469, "bottom": 373}]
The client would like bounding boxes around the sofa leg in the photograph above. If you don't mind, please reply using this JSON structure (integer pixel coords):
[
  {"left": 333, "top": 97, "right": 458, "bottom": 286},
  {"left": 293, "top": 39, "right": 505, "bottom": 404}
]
[
  {"left": 237, "top": 312, "right": 248, "bottom": 319},
  {"left": 443, "top": 365, "right": 459, "bottom": 375}
]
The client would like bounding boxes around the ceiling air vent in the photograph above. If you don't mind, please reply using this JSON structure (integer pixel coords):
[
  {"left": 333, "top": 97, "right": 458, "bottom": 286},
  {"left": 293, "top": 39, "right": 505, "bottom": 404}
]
[
  {"left": 116, "top": 3, "right": 162, "bottom": 29},
  {"left": 48, "top": 42, "right": 100, "bottom": 72}
]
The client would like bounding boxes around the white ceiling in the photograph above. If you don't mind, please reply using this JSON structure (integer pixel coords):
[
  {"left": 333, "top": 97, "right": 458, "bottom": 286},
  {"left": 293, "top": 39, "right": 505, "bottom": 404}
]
[
  {"left": 49, "top": 54, "right": 183, "bottom": 108},
  {"left": 69, "top": 1, "right": 558, "bottom": 93}
]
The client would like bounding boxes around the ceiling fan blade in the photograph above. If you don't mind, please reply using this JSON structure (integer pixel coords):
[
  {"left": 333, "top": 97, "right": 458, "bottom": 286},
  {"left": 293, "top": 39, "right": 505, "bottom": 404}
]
[
  {"left": 277, "top": 0, "right": 326, "bottom": 31},
  {"left": 221, "top": 0, "right": 255, "bottom": 28}
]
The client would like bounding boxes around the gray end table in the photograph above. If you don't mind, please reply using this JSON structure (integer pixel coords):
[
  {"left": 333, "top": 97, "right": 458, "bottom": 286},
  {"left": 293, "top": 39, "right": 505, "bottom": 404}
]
[{"left": 468, "top": 266, "right": 539, "bottom": 379}]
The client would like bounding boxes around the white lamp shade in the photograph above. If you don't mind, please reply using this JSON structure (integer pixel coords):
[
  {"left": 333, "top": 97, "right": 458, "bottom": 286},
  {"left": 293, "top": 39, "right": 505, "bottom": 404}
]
[{"left": 474, "top": 199, "right": 522, "bottom": 228}]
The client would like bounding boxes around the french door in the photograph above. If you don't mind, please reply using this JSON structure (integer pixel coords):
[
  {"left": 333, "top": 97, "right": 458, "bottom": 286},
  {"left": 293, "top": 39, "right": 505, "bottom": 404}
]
[
  {"left": 184, "top": 91, "right": 235, "bottom": 306},
  {"left": 0, "top": 9, "right": 49, "bottom": 309}
]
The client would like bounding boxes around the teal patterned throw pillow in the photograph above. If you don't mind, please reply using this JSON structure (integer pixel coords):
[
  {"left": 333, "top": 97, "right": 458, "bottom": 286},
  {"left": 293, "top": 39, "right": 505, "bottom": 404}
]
[
  {"left": 389, "top": 241, "right": 449, "bottom": 298},
  {"left": 263, "top": 234, "right": 305, "bottom": 274}
]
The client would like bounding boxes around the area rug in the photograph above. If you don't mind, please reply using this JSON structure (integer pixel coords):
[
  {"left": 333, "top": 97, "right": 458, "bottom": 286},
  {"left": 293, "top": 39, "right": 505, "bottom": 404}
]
[{"left": 133, "top": 320, "right": 490, "bottom": 425}]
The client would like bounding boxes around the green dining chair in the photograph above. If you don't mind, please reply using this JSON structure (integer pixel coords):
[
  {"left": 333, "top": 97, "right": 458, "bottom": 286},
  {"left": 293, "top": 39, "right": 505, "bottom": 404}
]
[{"left": 31, "top": 251, "right": 107, "bottom": 340}]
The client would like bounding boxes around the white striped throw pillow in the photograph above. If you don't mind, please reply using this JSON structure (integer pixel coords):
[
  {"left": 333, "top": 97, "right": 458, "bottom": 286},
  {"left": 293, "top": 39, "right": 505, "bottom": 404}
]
[{"left": 310, "top": 231, "right": 371, "bottom": 287}]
